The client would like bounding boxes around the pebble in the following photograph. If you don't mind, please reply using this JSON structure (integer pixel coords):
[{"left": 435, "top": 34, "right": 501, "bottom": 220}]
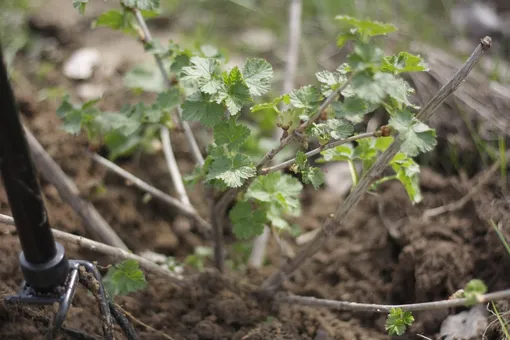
[{"left": 63, "top": 48, "right": 101, "bottom": 80}]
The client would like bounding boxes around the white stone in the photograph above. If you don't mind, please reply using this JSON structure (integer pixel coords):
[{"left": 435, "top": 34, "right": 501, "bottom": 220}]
[{"left": 63, "top": 48, "right": 101, "bottom": 80}]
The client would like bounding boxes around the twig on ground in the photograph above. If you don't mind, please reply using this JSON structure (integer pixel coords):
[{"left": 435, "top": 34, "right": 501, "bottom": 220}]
[
  {"left": 261, "top": 37, "right": 493, "bottom": 293},
  {"left": 90, "top": 153, "right": 211, "bottom": 237},
  {"left": 282, "top": 0, "right": 302, "bottom": 94},
  {"left": 160, "top": 126, "right": 191, "bottom": 206},
  {"left": 262, "top": 131, "right": 375, "bottom": 174},
  {"left": 278, "top": 288, "right": 510, "bottom": 313},
  {"left": 0, "top": 213, "right": 185, "bottom": 286},
  {"left": 23, "top": 126, "right": 129, "bottom": 250},
  {"left": 248, "top": 225, "right": 271, "bottom": 268},
  {"left": 132, "top": 9, "right": 204, "bottom": 166},
  {"left": 422, "top": 150, "right": 509, "bottom": 220},
  {"left": 114, "top": 302, "right": 176, "bottom": 340}
]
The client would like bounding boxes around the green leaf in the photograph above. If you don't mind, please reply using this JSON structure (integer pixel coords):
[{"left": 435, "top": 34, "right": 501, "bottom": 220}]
[
  {"left": 389, "top": 109, "right": 437, "bottom": 157},
  {"left": 335, "top": 15, "right": 397, "bottom": 39},
  {"left": 102, "top": 260, "right": 147, "bottom": 297},
  {"left": 94, "top": 112, "right": 140, "bottom": 136},
  {"left": 181, "top": 57, "right": 222, "bottom": 95},
  {"left": 348, "top": 42, "right": 384, "bottom": 71},
  {"left": 213, "top": 118, "right": 250, "bottom": 151},
  {"left": 171, "top": 53, "right": 191, "bottom": 74},
  {"left": 104, "top": 132, "right": 143, "bottom": 161},
  {"left": 242, "top": 58, "right": 273, "bottom": 97},
  {"left": 144, "top": 88, "right": 181, "bottom": 123},
  {"left": 350, "top": 71, "right": 387, "bottom": 103},
  {"left": 385, "top": 308, "right": 414, "bottom": 336},
  {"left": 382, "top": 51, "right": 430, "bottom": 74},
  {"left": 206, "top": 154, "right": 256, "bottom": 188},
  {"left": 181, "top": 92, "right": 225, "bottom": 127},
  {"left": 229, "top": 201, "right": 267, "bottom": 239},
  {"left": 318, "top": 144, "right": 355, "bottom": 163},
  {"left": 93, "top": 9, "right": 136, "bottom": 34},
  {"left": 311, "top": 119, "right": 354, "bottom": 145},
  {"left": 73, "top": 0, "right": 88, "bottom": 14},
  {"left": 124, "top": 63, "right": 166, "bottom": 93},
  {"left": 217, "top": 66, "right": 252, "bottom": 115},
  {"left": 332, "top": 96, "right": 378, "bottom": 124},
  {"left": 464, "top": 279, "right": 488, "bottom": 306},
  {"left": 390, "top": 152, "right": 422, "bottom": 203},
  {"left": 246, "top": 172, "right": 302, "bottom": 214},
  {"left": 301, "top": 167, "right": 325, "bottom": 190},
  {"left": 121, "top": 0, "right": 160, "bottom": 10},
  {"left": 289, "top": 85, "right": 321, "bottom": 112}
]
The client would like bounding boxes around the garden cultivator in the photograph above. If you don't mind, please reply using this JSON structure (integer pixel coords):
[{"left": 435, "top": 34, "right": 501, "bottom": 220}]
[{"left": 0, "top": 43, "right": 138, "bottom": 340}]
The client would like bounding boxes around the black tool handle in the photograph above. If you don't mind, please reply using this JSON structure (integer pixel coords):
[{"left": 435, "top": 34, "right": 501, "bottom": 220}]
[{"left": 0, "top": 46, "right": 57, "bottom": 264}]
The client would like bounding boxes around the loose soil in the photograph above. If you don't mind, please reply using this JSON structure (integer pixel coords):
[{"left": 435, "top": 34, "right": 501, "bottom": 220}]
[{"left": 2, "top": 1, "right": 510, "bottom": 339}]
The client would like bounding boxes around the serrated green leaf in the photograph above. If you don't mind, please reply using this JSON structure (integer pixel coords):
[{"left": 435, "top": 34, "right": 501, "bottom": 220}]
[
  {"left": 229, "top": 201, "right": 267, "bottom": 239},
  {"left": 213, "top": 118, "right": 250, "bottom": 150},
  {"left": 382, "top": 51, "right": 430, "bottom": 74},
  {"left": 318, "top": 144, "right": 355, "bottom": 162},
  {"left": 207, "top": 154, "right": 256, "bottom": 188},
  {"left": 348, "top": 42, "right": 384, "bottom": 71},
  {"left": 121, "top": 0, "right": 160, "bottom": 10},
  {"left": 351, "top": 71, "right": 387, "bottom": 103},
  {"left": 94, "top": 112, "right": 140, "bottom": 136},
  {"left": 464, "top": 279, "right": 487, "bottom": 306},
  {"left": 124, "top": 62, "right": 166, "bottom": 93},
  {"left": 171, "top": 53, "right": 191, "bottom": 74},
  {"left": 144, "top": 88, "right": 181, "bottom": 123},
  {"left": 181, "top": 57, "right": 222, "bottom": 95},
  {"left": 181, "top": 92, "right": 225, "bottom": 127},
  {"left": 73, "top": 0, "right": 88, "bottom": 14},
  {"left": 289, "top": 85, "right": 321, "bottom": 112},
  {"left": 246, "top": 172, "right": 302, "bottom": 214},
  {"left": 104, "top": 131, "right": 143, "bottom": 161},
  {"left": 316, "top": 69, "right": 347, "bottom": 97},
  {"left": 389, "top": 109, "right": 437, "bottom": 157},
  {"left": 301, "top": 167, "right": 325, "bottom": 189},
  {"left": 390, "top": 152, "right": 422, "bottom": 203},
  {"left": 216, "top": 66, "right": 252, "bottom": 115},
  {"left": 242, "top": 58, "right": 273, "bottom": 97},
  {"left": 311, "top": 119, "right": 354, "bottom": 145},
  {"left": 335, "top": 15, "right": 397, "bottom": 39},
  {"left": 102, "top": 260, "right": 147, "bottom": 297},
  {"left": 385, "top": 308, "right": 414, "bottom": 336},
  {"left": 93, "top": 9, "right": 136, "bottom": 34},
  {"left": 332, "top": 96, "right": 378, "bottom": 124}
]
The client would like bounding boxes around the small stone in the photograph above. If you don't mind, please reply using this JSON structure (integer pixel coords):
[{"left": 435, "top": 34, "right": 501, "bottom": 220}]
[
  {"left": 440, "top": 305, "right": 488, "bottom": 340},
  {"left": 63, "top": 48, "right": 101, "bottom": 80},
  {"left": 76, "top": 83, "right": 105, "bottom": 101}
]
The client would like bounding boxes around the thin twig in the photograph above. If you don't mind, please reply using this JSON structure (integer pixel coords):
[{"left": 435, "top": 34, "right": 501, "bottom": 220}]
[
  {"left": 132, "top": 9, "right": 204, "bottom": 166},
  {"left": 160, "top": 126, "right": 191, "bottom": 206},
  {"left": 262, "top": 131, "right": 375, "bottom": 174},
  {"left": 278, "top": 288, "right": 510, "bottom": 313},
  {"left": 422, "top": 150, "right": 510, "bottom": 219},
  {"left": 282, "top": 0, "right": 302, "bottom": 94},
  {"left": 261, "top": 37, "right": 493, "bottom": 293},
  {"left": 114, "top": 302, "right": 176, "bottom": 340},
  {"left": 90, "top": 153, "right": 211, "bottom": 237},
  {"left": 248, "top": 225, "right": 271, "bottom": 268},
  {"left": 0, "top": 213, "right": 185, "bottom": 286},
  {"left": 23, "top": 126, "right": 129, "bottom": 250}
]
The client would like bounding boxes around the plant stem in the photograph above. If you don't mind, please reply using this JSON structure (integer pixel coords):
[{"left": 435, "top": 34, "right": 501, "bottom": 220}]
[
  {"left": 261, "top": 132, "right": 375, "bottom": 174},
  {"left": 278, "top": 288, "right": 510, "bottom": 313},
  {"left": 160, "top": 126, "right": 191, "bottom": 206},
  {"left": 0, "top": 213, "right": 184, "bottom": 286},
  {"left": 261, "top": 36, "right": 493, "bottom": 294},
  {"left": 347, "top": 160, "right": 358, "bottom": 188},
  {"left": 282, "top": 0, "right": 302, "bottom": 94},
  {"left": 90, "top": 153, "right": 211, "bottom": 237},
  {"left": 249, "top": 225, "right": 271, "bottom": 268},
  {"left": 132, "top": 9, "right": 204, "bottom": 166},
  {"left": 24, "top": 126, "right": 129, "bottom": 250}
]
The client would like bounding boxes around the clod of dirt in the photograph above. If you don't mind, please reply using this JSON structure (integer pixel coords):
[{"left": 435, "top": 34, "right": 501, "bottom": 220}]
[
  {"left": 63, "top": 48, "right": 101, "bottom": 80},
  {"left": 439, "top": 305, "right": 488, "bottom": 340}
]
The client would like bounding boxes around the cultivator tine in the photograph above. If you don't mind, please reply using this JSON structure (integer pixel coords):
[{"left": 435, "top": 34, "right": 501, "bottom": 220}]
[{"left": 0, "top": 43, "right": 138, "bottom": 339}]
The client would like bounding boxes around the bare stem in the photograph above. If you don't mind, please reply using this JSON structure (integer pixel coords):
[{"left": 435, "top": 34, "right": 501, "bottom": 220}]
[
  {"left": 278, "top": 288, "right": 510, "bottom": 313},
  {"left": 160, "top": 126, "right": 191, "bottom": 206},
  {"left": 90, "top": 153, "right": 211, "bottom": 237},
  {"left": 0, "top": 213, "right": 184, "bottom": 286},
  {"left": 24, "top": 126, "right": 129, "bottom": 250},
  {"left": 262, "top": 131, "right": 376, "bottom": 174},
  {"left": 261, "top": 37, "right": 493, "bottom": 293},
  {"left": 282, "top": 0, "right": 302, "bottom": 94},
  {"left": 249, "top": 225, "right": 271, "bottom": 268},
  {"left": 133, "top": 9, "right": 204, "bottom": 166}
]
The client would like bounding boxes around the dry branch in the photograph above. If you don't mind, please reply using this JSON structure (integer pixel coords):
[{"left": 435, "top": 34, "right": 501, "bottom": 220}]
[
  {"left": 282, "top": 0, "right": 302, "bottom": 94},
  {"left": 261, "top": 37, "right": 493, "bottom": 293},
  {"left": 23, "top": 126, "right": 129, "bottom": 250},
  {"left": 90, "top": 153, "right": 211, "bottom": 237},
  {"left": 278, "top": 289, "right": 510, "bottom": 313},
  {"left": 0, "top": 213, "right": 184, "bottom": 286}
]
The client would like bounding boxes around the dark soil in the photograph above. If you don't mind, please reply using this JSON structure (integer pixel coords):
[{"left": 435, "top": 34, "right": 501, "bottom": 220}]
[{"left": 1, "top": 1, "right": 510, "bottom": 339}]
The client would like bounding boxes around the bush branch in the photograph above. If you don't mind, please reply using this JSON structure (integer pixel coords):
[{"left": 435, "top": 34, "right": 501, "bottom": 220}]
[
  {"left": 261, "top": 37, "right": 493, "bottom": 293},
  {"left": 262, "top": 131, "right": 376, "bottom": 174},
  {"left": 278, "top": 288, "right": 510, "bottom": 313},
  {"left": 160, "top": 126, "right": 191, "bottom": 206},
  {"left": 132, "top": 9, "right": 204, "bottom": 166},
  {"left": 0, "top": 213, "right": 184, "bottom": 286},
  {"left": 282, "top": 0, "right": 302, "bottom": 94},
  {"left": 90, "top": 153, "right": 211, "bottom": 237}
]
